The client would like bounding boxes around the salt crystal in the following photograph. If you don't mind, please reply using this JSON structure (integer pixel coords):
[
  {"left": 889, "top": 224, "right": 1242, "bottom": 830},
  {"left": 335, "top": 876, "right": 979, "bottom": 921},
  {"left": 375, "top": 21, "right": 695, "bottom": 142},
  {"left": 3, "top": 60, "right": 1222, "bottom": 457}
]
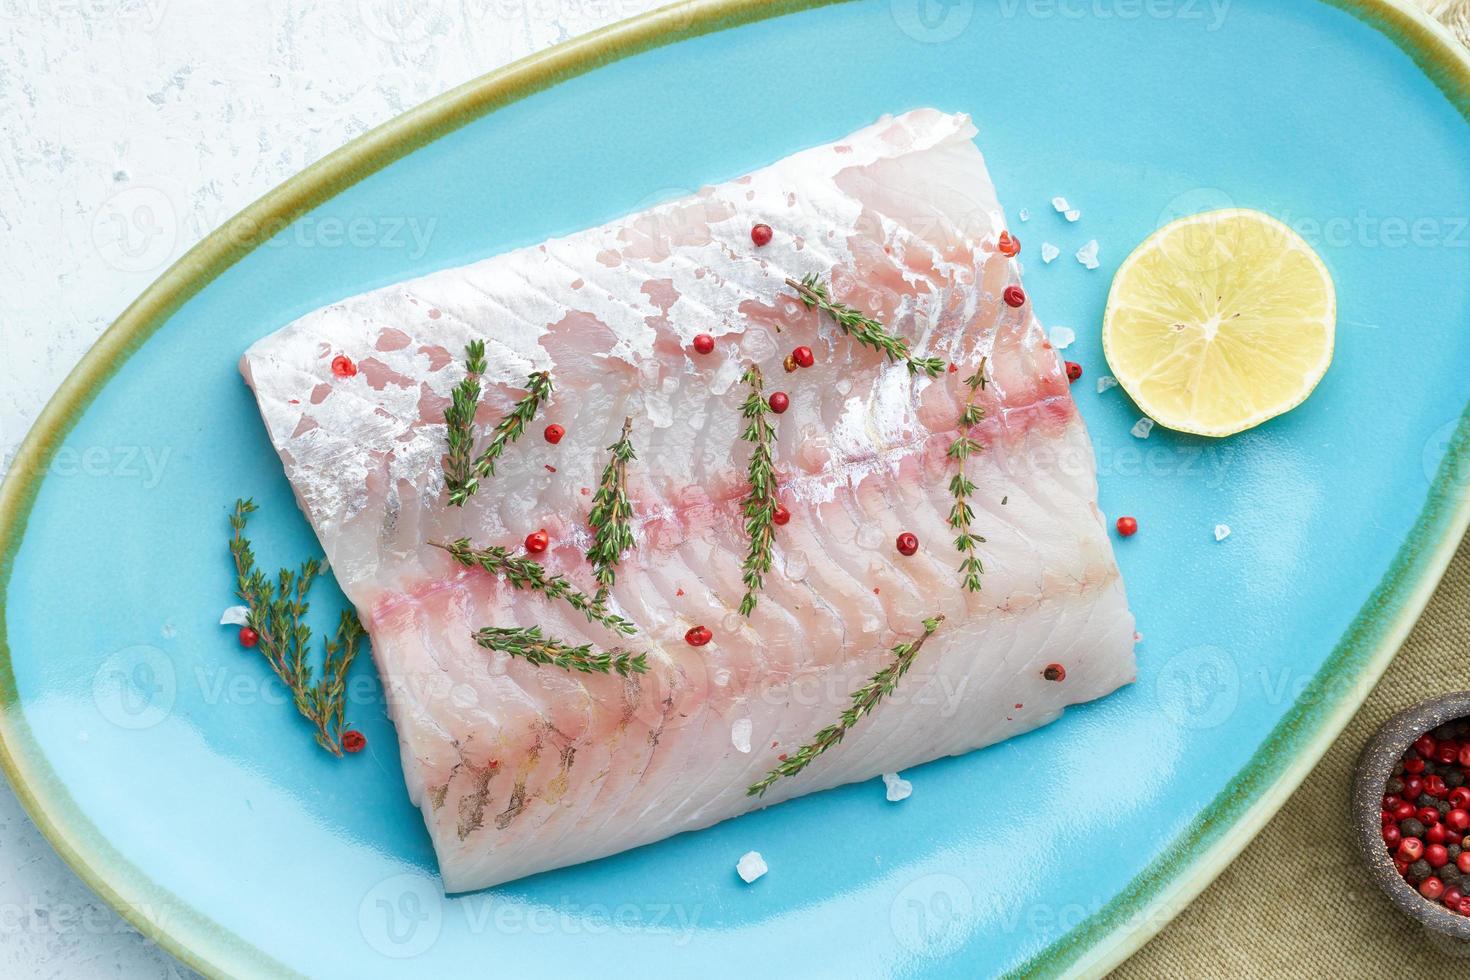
[
  {"left": 731, "top": 717, "right": 752, "bottom": 753},
  {"left": 1076, "top": 240, "right": 1100, "bottom": 270},
  {"left": 741, "top": 329, "right": 777, "bottom": 362},
  {"left": 1041, "top": 243, "right": 1060, "bottom": 264},
  {"left": 1048, "top": 326, "right": 1076, "bottom": 350},
  {"left": 1065, "top": 209, "right": 1082, "bottom": 223},
  {"left": 882, "top": 772, "right": 913, "bottom": 803},
  {"left": 1131, "top": 417, "right": 1155, "bottom": 439},
  {"left": 1018, "top": 208, "right": 1030, "bottom": 222},
  {"left": 708, "top": 357, "right": 743, "bottom": 396},
  {"left": 1214, "top": 524, "right": 1232, "bottom": 542},
  {"left": 736, "top": 850, "right": 768, "bottom": 883},
  {"left": 219, "top": 605, "right": 250, "bottom": 627},
  {"left": 1051, "top": 196, "right": 1069, "bottom": 213},
  {"left": 1096, "top": 375, "right": 1118, "bottom": 393},
  {"left": 160, "top": 622, "right": 177, "bottom": 639}
]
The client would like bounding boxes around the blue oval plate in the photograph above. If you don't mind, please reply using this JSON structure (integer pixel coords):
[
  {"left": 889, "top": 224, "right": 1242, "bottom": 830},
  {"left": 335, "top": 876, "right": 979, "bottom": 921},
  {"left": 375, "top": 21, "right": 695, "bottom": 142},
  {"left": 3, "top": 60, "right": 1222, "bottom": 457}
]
[{"left": 3, "top": 1, "right": 1469, "bottom": 976}]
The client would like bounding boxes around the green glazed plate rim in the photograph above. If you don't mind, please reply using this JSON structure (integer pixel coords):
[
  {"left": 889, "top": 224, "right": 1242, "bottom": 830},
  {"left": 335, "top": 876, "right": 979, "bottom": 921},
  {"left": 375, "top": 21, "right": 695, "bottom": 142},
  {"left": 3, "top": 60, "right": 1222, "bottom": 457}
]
[{"left": 1, "top": 2, "right": 1468, "bottom": 977}]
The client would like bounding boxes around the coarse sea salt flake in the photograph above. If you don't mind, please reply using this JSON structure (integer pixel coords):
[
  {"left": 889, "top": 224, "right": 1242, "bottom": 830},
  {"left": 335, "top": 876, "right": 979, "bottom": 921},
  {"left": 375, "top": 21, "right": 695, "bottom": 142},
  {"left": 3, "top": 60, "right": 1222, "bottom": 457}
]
[
  {"left": 1051, "top": 196, "right": 1069, "bottom": 213},
  {"left": 1076, "top": 240, "right": 1100, "bottom": 269},
  {"left": 1065, "top": 209, "right": 1082, "bottom": 223},
  {"left": 1215, "top": 524, "right": 1232, "bottom": 542},
  {"left": 737, "top": 851, "right": 768, "bottom": 883},
  {"left": 1041, "top": 243, "right": 1060, "bottom": 264},
  {"left": 1131, "top": 417, "right": 1155, "bottom": 439},
  {"left": 882, "top": 772, "right": 913, "bottom": 802},
  {"left": 731, "top": 717, "right": 752, "bottom": 753},
  {"left": 1097, "top": 375, "right": 1118, "bottom": 393},
  {"left": 1048, "top": 326, "right": 1076, "bottom": 350},
  {"left": 1018, "top": 208, "right": 1030, "bottom": 222},
  {"left": 219, "top": 605, "right": 250, "bottom": 627}
]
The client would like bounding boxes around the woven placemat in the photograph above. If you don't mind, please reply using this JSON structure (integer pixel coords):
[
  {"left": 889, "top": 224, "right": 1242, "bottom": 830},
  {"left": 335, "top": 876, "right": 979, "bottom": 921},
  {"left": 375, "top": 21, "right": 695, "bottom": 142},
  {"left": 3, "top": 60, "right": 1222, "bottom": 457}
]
[
  {"left": 1423, "top": 0, "right": 1470, "bottom": 42},
  {"left": 1112, "top": 8, "right": 1470, "bottom": 974}
]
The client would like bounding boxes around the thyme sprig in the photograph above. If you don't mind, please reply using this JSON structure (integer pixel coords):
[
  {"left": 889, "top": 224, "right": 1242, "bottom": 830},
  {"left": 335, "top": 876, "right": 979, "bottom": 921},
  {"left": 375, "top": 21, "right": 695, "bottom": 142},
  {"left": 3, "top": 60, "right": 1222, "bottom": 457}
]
[
  {"left": 748, "top": 615, "right": 946, "bottom": 796},
  {"left": 738, "top": 365, "right": 777, "bottom": 617},
  {"left": 448, "top": 368, "right": 553, "bottom": 506},
  {"left": 586, "top": 416, "right": 636, "bottom": 604},
  {"left": 473, "top": 626, "right": 647, "bottom": 676},
  {"left": 947, "top": 358, "right": 988, "bottom": 593},
  {"left": 430, "top": 538, "right": 636, "bottom": 637},
  {"left": 785, "top": 274, "right": 945, "bottom": 377},
  {"left": 443, "top": 339, "right": 487, "bottom": 504},
  {"left": 228, "top": 499, "right": 364, "bottom": 757}
]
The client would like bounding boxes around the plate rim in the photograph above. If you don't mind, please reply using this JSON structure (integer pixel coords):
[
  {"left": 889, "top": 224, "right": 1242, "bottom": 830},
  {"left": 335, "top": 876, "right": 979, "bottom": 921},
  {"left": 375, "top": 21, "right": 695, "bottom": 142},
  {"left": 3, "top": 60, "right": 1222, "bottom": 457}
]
[{"left": 1, "top": 1, "right": 1468, "bottom": 977}]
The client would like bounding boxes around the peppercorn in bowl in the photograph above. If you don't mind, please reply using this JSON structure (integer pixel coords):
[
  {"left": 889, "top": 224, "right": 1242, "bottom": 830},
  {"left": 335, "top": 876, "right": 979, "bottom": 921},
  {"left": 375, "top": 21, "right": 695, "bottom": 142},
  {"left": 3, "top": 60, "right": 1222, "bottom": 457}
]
[{"left": 1355, "top": 692, "right": 1470, "bottom": 941}]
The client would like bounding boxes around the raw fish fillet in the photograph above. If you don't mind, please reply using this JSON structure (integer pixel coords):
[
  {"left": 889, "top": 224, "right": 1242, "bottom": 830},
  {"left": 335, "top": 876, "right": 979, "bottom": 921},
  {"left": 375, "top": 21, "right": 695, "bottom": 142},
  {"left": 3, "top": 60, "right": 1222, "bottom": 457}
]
[{"left": 241, "top": 109, "right": 1136, "bottom": 892}]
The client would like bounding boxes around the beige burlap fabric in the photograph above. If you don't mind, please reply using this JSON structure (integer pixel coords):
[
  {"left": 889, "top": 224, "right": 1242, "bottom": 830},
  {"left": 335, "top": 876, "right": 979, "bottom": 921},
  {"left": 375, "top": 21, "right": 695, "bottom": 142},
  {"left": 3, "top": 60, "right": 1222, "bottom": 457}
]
[{"left": 1112, "top": 8, "right": 1470, "bottom": 975}]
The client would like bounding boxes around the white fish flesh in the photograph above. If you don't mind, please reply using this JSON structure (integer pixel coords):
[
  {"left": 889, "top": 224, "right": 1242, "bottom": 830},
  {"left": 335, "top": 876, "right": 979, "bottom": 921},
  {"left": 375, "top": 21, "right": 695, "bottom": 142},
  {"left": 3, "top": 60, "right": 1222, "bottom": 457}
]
[{"left": 241, "top": 109, "right": 1136, "bottom": 892}]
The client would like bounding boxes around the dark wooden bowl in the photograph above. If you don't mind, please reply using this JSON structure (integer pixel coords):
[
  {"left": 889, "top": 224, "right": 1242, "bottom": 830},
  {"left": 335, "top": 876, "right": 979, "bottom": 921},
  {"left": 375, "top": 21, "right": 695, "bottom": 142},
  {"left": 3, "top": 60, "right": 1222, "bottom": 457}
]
[{"left": 1353, "top": 692, "right": 1470, "bottom": 941}]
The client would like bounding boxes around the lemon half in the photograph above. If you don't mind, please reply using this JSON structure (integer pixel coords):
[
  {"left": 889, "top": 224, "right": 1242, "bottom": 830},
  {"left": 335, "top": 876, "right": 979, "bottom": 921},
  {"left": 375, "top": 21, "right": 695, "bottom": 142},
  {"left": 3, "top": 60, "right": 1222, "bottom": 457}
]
[{"left": 1102, "top": 209, "right": 1335, "bottom": 437}]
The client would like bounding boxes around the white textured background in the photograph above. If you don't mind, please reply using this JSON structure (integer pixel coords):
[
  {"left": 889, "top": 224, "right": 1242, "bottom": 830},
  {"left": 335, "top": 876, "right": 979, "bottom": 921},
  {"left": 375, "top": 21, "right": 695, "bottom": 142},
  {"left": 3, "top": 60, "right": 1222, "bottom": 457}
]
[{"left": 0, "top": 1, "right": 1467, "bottom": 977}]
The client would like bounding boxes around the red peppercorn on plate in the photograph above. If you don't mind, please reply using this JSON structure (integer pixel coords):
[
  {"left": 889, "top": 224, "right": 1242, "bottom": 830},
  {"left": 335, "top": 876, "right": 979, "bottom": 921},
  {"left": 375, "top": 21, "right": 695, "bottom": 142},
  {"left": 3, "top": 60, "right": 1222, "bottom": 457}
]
[
  {"left": 238, "top": 109, "right": 1137, "bottom": 892},
  {"left": 1, "top": 1, "right": 1469, "bottom": 978}
]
